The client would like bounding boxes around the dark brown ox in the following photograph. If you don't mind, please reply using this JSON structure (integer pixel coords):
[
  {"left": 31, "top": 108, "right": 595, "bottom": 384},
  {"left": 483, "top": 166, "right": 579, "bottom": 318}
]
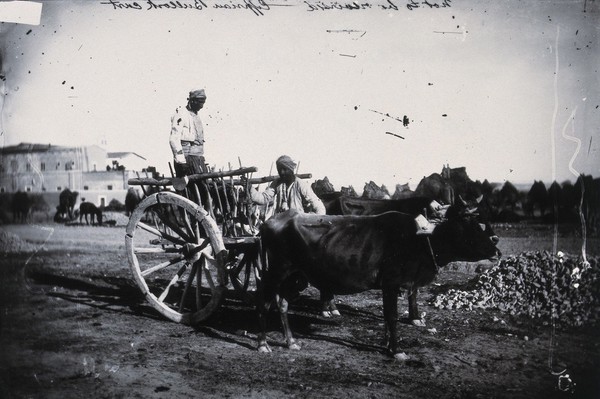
[
  {"left": 317, "top": 194, "right": 499, "bottom": 318},
  {"left": 257, "top": 208, "right": 501, "bottom": 356}
]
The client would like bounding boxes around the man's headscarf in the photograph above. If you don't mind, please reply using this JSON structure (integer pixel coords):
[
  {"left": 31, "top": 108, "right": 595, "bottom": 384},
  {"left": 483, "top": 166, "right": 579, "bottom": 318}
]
[
  {"left": 188, "top": 89, "right": 206, "bottom": 100},
  {"left": 276, "top": 155, "right": 297, "bottom": 173}
]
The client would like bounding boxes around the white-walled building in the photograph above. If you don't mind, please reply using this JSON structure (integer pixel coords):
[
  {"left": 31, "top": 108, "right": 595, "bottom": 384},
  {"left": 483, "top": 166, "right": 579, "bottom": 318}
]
[{"left": 0, "top": 143, "right": 155, "bottom": 208}]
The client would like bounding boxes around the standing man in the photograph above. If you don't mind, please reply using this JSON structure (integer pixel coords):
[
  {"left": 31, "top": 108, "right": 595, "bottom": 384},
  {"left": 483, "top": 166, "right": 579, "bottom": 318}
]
[
  {"left": 169, "top": 88, "right": 209, "bottom": 177},
  {"left": 247, "top": 155, "right": 326, "bottom": 218}
]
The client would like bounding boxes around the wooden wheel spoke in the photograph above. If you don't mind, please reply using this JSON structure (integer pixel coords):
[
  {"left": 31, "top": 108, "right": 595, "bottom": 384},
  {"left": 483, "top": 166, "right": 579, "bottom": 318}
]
[
  {"left": 137, "top": 221, "right": 187, "bottom": 246},
  {"left": 195, "top": 263, "right": 203, "bottom": 310},
  {"left": 179, "top": 263, "right": 199, "bottom": 312},
  {"left": 241, "top": 260, "right": 252, "bottom": 290},
  {"left": 153, "top": 207, "right": 194, "bottom": 243},
  {"left": 140, "top": 255, "right": 185, "bottom": 277},
  {"left": 157, "top": 262, "right": 189, "bottom": 303}
]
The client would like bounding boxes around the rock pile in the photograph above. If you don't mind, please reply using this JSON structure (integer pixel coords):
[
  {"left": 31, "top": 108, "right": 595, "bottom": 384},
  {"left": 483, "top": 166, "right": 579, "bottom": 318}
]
[{"left": 432, "top": 251, "right": 600, "bottom": 327}]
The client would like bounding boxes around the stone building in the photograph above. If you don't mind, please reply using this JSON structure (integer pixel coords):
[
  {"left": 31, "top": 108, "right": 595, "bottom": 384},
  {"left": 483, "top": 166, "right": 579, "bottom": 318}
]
[{"left": 0, "top": 143, "right": 151, "bottom": 208}]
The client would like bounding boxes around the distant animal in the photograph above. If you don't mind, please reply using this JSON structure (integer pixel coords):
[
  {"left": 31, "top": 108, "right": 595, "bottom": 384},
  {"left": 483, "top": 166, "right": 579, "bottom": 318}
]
[
  {"left": 362, "top": 181, "right": 390, "bottom": 199},
  {"left": 256, "top": 208, "right": 501, "bottom": 356},
  {"left": 11, "top": 191, "right": 32, "bottom": 223},
  {"left": 79, "top": 202, "right": 103, "bottom": 226},
  {"left": 414, "top": 173, "right": 454, "bottom": 205},
  {"left": 391, "top": 183, "right": 414, "bottom": 200},
  {"left": 311, "top": 177, "right": 336, "bottom": 198},
  {"left": 58, "top": 189, "right": 79, "bottom": 220},
  {"left": 125, "top": 188, "right": 142, "bottom": 216}
]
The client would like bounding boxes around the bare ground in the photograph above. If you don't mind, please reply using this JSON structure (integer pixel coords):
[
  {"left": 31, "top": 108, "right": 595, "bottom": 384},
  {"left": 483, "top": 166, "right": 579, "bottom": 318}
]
[{"left": 0, "top": 222, "right": 599, "bottom": 399}]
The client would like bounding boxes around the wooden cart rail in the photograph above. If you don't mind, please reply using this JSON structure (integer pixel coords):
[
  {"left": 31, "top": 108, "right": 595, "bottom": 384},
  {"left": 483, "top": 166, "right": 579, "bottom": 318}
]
[
  {"left": 127, "top": 168, "right": 312, "bottom": 187},
  {"left": 127, "top": 166, "right": 258, "bottom": 187}
]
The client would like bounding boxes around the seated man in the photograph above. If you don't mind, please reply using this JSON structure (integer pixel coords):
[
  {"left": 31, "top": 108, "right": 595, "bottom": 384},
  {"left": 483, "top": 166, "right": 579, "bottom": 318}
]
[{"left": 247, "top": 155, "right": 326, "bottom": 218}]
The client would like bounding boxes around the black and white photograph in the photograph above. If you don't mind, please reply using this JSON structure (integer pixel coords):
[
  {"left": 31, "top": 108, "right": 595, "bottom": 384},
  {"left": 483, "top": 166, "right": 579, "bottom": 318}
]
[{"left": 0, "top": 0, "right": 599, "bottom": 397}]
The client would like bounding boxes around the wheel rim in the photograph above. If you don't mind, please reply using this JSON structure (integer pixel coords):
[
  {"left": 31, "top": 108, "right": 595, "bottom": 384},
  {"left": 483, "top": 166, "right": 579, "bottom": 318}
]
[{"left": 125, "top": 191, "right": 227, "bottom": 325}]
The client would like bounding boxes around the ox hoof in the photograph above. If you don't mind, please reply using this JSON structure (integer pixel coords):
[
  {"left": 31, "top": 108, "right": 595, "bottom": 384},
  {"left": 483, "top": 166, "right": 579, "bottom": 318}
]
[
  {"left": 411, "top": 319, "right": 426, "bottom": 327},
  {"left": 394, "top": 352, "right": 410, "bottom": 361},
  {"left": 258, "top": 344, "right": 272, "bottom": 353},
  {"left": 288, "top": 339, "right": 302, "bottom": 351}
]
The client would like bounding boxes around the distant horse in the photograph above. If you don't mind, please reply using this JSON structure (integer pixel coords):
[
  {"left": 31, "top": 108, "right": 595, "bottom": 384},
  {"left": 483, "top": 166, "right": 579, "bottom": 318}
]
[{"left": 79, "top": 202, "right": 103, "bottom": 226}]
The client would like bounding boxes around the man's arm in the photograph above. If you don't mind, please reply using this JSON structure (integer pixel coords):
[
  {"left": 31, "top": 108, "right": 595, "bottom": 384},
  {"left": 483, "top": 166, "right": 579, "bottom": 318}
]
[
  {"left": 298, "top": 180, "right": 326, "bottom": 215},
  {"left": 169, "top": 111, "right": 186, "bottom": 164},
  {"left": 249, "top": 183, "right": 276, "bottom": 206}
]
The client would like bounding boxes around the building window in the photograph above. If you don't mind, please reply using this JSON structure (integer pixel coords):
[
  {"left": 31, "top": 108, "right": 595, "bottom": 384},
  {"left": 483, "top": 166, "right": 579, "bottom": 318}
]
[
  {"left": 41, "top": 162, "right": 46, "bottom": 171},
  {"left": 0, "top": 187, "right": 5, "bottom": 193},
  {"left": 26, "top": 163, "right": 31, "bottom": 172},
  {"left": 11, "top": 160, "right": 18, "bottom": 172},
  {"left": 84, "top": 186, "right": 89, "bottom": 190},
  {"left": 107, "top": 185, "right": 113, "bottom": 190},
  {"left": 57, "top": 186, "right": 62, "bottom": 191},
  {"left": 25, "top": 186, "right": 32, "bottom": 192}
]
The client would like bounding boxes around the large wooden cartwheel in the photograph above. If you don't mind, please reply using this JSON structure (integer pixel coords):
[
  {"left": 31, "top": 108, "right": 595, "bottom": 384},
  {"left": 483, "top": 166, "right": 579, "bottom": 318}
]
[{"left": 125, "top": 191, "right": 228, "bottom": 325}]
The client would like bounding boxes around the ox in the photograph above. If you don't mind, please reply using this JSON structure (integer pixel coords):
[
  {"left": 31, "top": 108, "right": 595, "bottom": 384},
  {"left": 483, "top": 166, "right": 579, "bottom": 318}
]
[
  {"left": 317, "top": 194, "right": 498, "bottom": 319},
  {"left": 257, "top": 208, "right": 501, "bottom": 356},
  {"left": 79, "top": 202, "right": 103, "bottom": 226}
]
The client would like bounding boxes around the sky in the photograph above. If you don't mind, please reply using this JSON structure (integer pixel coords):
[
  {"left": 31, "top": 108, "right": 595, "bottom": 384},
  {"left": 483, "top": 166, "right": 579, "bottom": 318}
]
[{"left": 0, "top": 0, "right": 598, "bottom": 192}]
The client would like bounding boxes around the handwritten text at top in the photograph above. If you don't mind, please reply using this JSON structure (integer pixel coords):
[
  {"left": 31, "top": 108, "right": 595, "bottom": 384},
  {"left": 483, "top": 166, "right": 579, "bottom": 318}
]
[{"left": 100, "top": 0, "right": 452, "bottom": 16}]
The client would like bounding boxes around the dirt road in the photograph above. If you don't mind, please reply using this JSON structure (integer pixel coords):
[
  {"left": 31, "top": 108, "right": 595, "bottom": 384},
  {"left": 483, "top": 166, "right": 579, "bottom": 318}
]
[{"left": 1, "top": 223, "right": 598, "bottom": 398}]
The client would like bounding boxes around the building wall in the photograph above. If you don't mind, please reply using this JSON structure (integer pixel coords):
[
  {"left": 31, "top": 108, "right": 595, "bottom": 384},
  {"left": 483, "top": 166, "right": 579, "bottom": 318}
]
[{"left": 0, "top": 145, "right": 137, "bottom": 196}]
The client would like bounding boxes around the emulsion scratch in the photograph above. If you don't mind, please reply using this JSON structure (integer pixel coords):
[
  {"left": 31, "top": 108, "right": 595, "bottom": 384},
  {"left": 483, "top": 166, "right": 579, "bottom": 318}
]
[
  {"left": 339, "top": 53, "right": 356, "bottom": 58},
  {"left": 326, "top": 29, "right": 367, "bottom": 39},
  {"left": 561, "top": 108, "right": 581, "bottom": 179},
  {"left": 369, "top": 109, "right": 404, "bottom": 123},
  {"left": 385, "top": 132, "right": 405, "bottom": 140}
]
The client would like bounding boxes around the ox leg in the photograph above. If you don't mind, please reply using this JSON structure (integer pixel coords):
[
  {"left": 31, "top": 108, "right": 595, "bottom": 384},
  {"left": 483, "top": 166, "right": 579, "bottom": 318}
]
[
  {"left": 277, "top": 295, "right": 301, "bottom": 350},
  {"left": 256, "top": 281, "right": 273, "bottom": 353},
  {"left": 408, "top": 288, "right": 426, "bottom": 327},
  {"left": 257, "top": 301, "right": 272, "bottom": 353},
  {"left": 382, "top": 287, "right": 400, "bottom": 355},
  {"left": 319, "top": 290, "right": 341, "bottom": 318}
]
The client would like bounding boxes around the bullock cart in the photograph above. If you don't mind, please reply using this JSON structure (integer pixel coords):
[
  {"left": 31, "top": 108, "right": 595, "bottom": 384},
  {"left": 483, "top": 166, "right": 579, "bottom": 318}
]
[{"left": 125, "top": 166, "right": 312, "bottom": 326}]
